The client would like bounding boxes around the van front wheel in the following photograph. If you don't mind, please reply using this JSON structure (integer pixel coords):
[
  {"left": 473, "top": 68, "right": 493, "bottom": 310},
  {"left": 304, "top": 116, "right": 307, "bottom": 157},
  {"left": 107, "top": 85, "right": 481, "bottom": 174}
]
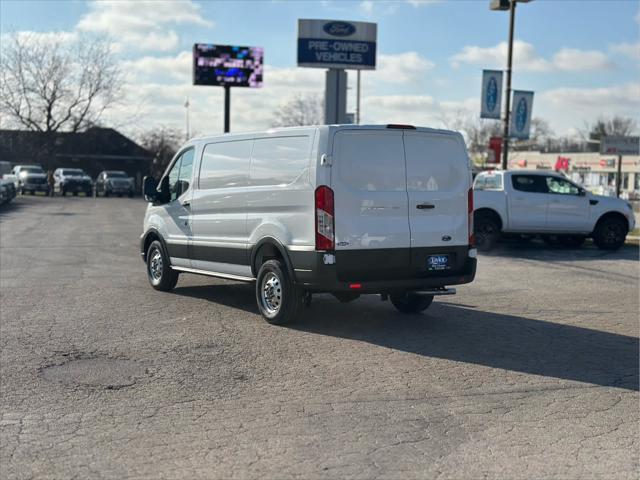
[
  {"left": 256, "top": 259, "right": 302, "bottom": 325},
  {"left": 390, "top": 292, "right": 434, "bottom": 314},
  {"left": 146, "top": 240, "right": 178, "bottom": 291}
]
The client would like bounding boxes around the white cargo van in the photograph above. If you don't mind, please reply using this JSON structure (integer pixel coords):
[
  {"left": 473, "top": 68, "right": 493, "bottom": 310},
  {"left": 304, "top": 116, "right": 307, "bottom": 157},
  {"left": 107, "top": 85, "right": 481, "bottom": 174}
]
[{"left": 140, "top": 125, "right": 477, "bottom": 324}]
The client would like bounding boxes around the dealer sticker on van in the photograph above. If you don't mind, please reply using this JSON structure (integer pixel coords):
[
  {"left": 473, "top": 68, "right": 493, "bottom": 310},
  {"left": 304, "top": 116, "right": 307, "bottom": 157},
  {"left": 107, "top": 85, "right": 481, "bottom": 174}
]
[{"left": 427, "top": 255, "right": 449, "bottom": 271}]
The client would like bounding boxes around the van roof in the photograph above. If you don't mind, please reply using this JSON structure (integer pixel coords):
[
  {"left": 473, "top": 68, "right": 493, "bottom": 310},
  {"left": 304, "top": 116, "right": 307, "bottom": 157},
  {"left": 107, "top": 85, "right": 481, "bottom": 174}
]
[{"left": 190, "top": 124, "right": 463, "bottom": 145}]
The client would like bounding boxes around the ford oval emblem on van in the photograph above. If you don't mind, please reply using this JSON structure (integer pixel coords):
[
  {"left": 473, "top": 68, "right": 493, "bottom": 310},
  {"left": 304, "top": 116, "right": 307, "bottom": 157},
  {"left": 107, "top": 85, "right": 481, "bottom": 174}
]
[
  {"left": 442, "top": 235, "right": 452, "bottom": 242},
  {"left": 323, "top": 21, "right": 356, "bottom": 37}
]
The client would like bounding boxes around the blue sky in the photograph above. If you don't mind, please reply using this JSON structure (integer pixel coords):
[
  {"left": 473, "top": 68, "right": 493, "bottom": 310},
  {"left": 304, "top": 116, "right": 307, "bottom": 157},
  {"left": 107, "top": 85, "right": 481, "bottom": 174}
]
[{"left": 1, "top": 0, "right": 639, "bottom": 136}]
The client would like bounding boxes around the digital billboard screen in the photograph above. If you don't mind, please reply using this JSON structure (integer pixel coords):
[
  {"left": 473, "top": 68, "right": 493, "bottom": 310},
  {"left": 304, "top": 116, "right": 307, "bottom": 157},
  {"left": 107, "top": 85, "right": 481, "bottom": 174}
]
[{"left": 193, "top": 44, "right": 263, "bottom": 88}]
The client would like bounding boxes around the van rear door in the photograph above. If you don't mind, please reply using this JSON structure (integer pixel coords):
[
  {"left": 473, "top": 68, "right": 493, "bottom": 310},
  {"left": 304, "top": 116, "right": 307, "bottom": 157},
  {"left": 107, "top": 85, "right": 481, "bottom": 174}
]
[
  {"left": 331, "top": 129, "right": 411, "bottom": 281},
  {"left": 403, "top": 131, "right": 471, "bottom": 272}
]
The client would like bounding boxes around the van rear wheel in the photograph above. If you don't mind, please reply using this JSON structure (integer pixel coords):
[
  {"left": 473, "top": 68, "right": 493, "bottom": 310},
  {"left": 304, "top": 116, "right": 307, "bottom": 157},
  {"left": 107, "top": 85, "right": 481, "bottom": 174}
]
[
  {"left": 390, "top": 292, "right": 434, "bottom": 314},
  {"left": 256, "top": 259, "right": 302, "bottom": 325}
]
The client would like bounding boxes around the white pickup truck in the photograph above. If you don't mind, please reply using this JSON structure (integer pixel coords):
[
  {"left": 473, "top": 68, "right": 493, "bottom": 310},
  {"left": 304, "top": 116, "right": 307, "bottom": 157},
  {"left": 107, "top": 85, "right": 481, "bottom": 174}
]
[{"left": 473, "top": 170, "right": 635, "bottom": 251}]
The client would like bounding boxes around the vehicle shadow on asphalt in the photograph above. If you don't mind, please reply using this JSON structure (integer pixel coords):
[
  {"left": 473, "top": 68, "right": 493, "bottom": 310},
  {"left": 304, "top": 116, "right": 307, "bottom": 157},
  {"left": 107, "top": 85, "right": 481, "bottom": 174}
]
[
  {"left": 173, "top": 283, "right": 638, "bottom": 392},
  {"left": 0, "top": 200, "right": 27, "bottom": 218},
  {"left": 291, "top": 300, "right": 639, "bottom": 392},
  {"left": 484, "top": 240, "right": 639, "bottom": 262}
]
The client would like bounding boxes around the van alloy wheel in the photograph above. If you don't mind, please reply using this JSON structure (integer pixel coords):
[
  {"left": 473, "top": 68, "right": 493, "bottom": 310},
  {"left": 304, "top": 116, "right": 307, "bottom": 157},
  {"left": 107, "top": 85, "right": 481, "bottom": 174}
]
[
  {"left": 149, "top": 248, "right": 163, "bottom": 281},
  {"left": 260, "top": 272, "right": 282, "bottom": 317}
]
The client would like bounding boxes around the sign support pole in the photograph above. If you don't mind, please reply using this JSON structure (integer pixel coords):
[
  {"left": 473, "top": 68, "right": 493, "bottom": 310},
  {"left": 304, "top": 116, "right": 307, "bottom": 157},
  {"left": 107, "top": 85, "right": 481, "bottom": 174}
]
[
  {"left": 356, "top": 70, "right": 361, "bottom": 124},
  {"left": 501, "top": 0, "right": 516, "bottom": 170},
  {"left": 616, "top": 154, "right": 622, "bottom": 198},
  {"left": 224, "top": 85, "right": 231, "bottom": 133}
]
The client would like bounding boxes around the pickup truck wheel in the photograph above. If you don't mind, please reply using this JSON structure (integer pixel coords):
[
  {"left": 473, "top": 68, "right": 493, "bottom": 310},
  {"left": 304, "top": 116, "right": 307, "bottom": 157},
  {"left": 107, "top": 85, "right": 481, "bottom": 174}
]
[
  {"left": 474, "top": 214, "right": 499, "bottom": 251},
  {"left": 558, "top": 235, "right": 586, "bottom": 248},
  {"left": 390, "top": 293, "right": 434, "bottom": 314},
  {"left": 593, "top": 217, "right": 627, "bottom": 250},
  {"left": 256, "top": 259, "right": 302, "bottom": 325},
  {"left": 146, "top": 240, "right": 179, "bottom": 291}
]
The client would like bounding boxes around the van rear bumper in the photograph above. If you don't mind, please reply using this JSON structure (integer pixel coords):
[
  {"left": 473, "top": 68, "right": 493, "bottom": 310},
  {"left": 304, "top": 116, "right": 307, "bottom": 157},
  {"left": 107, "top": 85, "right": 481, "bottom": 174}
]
[{"left": 289, "top": 247, "right": 476, "bottom": 294}]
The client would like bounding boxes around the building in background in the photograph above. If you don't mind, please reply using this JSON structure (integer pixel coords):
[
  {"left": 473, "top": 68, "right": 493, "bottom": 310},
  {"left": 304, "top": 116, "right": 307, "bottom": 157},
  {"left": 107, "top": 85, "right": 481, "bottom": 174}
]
[{"left": 0, "top": 128, "right": 152, "bottom": 190}]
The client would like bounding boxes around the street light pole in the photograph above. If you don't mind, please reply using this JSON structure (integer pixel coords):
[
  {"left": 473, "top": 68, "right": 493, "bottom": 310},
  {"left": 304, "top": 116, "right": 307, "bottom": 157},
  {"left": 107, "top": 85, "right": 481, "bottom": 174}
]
[{"left": 501, "top": 0, "right": 516, "bottom": 170}]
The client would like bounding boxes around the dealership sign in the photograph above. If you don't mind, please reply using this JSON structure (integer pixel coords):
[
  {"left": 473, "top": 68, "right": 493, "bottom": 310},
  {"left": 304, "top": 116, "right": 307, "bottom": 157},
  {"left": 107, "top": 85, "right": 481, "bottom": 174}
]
[
  {"left": 297, "top": 19, "right": 377, "bottom": 69},
  {"left": 480, "top": 70, "right": 503, "bottom": 119},
  {"left": 600, "top": 135, "right": 640, "bottom": 155},
  {"left": 509, "top": 90, "right": 534, "bottom": 140}
]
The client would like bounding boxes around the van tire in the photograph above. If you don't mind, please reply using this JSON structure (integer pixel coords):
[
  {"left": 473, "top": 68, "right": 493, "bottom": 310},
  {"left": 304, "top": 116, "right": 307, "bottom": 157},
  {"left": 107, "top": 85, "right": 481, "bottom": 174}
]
[
  {"left": 146, "top": 240, "right": 178, "bottom": 291},
  {"left": 474, "top": 213, "right": 500, "bottom": 251},
  {"left": 256, "top": 259, "right": 302, "bottom": 325},
  {"left": 593, "top": 216, "right": 627, "bottom": 250},
  {"left": 390, "top": 293, "right": 434, "bottom": 314}
]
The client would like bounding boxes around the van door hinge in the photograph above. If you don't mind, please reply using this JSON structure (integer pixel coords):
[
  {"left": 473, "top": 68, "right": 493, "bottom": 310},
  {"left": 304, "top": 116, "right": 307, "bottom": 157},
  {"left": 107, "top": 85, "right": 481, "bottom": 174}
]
[{"left": 320, "top": 154, "right": 332, "bottom": 166}]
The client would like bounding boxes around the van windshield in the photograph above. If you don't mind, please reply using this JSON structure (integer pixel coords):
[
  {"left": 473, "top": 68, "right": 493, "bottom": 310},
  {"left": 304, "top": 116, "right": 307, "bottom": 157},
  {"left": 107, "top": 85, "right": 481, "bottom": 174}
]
[{"left": 22, "top": 167, "right": 44, "bottom": 174}]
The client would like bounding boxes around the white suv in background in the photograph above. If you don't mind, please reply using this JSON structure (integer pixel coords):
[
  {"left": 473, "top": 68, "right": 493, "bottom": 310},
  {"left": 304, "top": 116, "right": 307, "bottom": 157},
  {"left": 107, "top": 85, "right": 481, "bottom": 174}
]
[
  {"left": 473, "top": 170, "right": 635, "bottom": 250},
  {"left": 140, "top": 125, "right": 477, "bottom": 324}
]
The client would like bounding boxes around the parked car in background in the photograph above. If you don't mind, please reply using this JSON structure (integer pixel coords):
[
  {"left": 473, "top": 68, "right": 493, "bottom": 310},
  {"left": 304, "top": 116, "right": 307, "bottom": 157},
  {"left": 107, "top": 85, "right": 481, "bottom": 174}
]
[
  {"left": 0, "top": 178, "right": 17, "bottom": 205},
  {"left": 140, "top": 124, "right": 477, "bottom": 324},
  {"left": 12, "top": 165, "right": 50, "bottom": 195},
  {"left": 95, "top": 170, "right": 135, "bottom": 197},
  {"left": 473, "top": 170, "right": 635, "bottom": 251},
  {"left": 53, "top": 168, "right": 93, "bottom": 196}
]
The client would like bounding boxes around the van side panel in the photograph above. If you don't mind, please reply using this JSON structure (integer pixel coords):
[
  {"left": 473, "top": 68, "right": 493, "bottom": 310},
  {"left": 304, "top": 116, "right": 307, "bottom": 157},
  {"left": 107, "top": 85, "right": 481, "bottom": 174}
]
[
  {"left": 189, "top": 139, "right": 253, "bottom": 272},
  {"left": 246, "top": 131, "right": 316, "bottom": 250}
]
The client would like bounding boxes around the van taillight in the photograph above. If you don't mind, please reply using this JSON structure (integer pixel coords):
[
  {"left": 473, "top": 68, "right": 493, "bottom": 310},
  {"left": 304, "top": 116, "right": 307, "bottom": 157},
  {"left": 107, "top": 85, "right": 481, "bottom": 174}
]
[
  {"left": 315, "top": 186, "right": 335, "bottom": 251},
  {"left": 468, "top": 188, "right": 475, "bottom": 246}
]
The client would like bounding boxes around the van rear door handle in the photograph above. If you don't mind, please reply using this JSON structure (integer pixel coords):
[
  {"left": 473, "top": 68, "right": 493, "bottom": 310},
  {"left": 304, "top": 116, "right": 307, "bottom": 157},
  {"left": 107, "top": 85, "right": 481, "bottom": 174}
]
[{"left": 416, "top": 203, "right": 435, "bottom": 210}]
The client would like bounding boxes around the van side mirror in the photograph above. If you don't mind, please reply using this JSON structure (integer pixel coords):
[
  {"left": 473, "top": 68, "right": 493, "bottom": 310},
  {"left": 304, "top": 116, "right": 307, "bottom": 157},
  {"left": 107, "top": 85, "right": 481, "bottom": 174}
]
[
  {"left": 143, "top": 176, "right": 158, "bottom": 202},
  {"left": 578, "top": 188, "right": 586, "bottom": 197}
]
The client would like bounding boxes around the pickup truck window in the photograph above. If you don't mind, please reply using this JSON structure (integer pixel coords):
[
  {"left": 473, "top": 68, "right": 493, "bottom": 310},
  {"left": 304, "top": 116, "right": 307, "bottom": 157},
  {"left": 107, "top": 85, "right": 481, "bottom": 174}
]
[
  {"left": 545, "top": 176, "right": 580, "bottom": 195},
  {"left": 511, "top": 175, "right": 548, "bottom": 194},
  {"left": 474, "top": 174, "right": 502, "bottom": 190}
]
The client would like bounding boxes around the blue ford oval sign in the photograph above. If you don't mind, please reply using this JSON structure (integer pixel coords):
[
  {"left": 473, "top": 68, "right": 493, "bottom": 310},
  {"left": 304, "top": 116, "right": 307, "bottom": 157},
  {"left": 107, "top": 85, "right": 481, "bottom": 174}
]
[
  {"left": 323, "top": 21, "right": 356, "bottom": 37},
  {"left": 515, "top": 97, "right": 528, "bottom": 132},
  {"left": 486, "top": 77, "right": 498, "bottom": 113}
]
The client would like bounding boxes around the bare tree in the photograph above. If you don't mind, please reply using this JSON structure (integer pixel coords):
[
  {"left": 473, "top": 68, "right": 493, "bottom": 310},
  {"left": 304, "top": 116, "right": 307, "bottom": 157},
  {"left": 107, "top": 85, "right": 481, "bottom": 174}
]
[
  {"left": 441, "top": 112, "right": 502, "bottom": 156},
  {"left": 0, "top": 32, "right": 122, "bottom": 133},
  {"left": 138, "top": 126, "right": 184, "bottom": 178},
  {"left": 581, "top": 115, "right": 638, "bottom": 142},
  {"left": 271, "top": 93, "right": 323, "bottom": 127}
]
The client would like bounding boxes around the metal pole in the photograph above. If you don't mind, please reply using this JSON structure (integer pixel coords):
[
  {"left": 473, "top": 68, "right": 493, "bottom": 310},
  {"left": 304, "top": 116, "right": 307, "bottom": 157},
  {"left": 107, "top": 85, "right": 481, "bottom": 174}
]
[
  {"left": 185, "top": 98, "right": 190, "bottom": 141},
  {"left": 224, "top": 85, "right": 231, "bottom": 133},
  {"left": 616, "top": 154, "right": 622, "bottom": 197},
  {"left": 502, "top": 0, "right": 516, "bottom": 170},
  {"left": 356, "top": 70, "right": 361, "bottom": 124}
]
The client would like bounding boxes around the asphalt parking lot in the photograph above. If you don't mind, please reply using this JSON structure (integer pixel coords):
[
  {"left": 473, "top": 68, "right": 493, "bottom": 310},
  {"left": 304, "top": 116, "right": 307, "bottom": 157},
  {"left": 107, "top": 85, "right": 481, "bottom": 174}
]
[{"left": 1, "top": 195, "right": 638, "bottom": 479}]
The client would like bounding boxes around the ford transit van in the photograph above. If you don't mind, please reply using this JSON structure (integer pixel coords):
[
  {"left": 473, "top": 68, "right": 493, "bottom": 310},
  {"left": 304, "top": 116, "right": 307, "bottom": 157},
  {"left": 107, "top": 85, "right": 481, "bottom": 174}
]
[{"left": 140, "top": 125, "right": 477, "bottom": 324}]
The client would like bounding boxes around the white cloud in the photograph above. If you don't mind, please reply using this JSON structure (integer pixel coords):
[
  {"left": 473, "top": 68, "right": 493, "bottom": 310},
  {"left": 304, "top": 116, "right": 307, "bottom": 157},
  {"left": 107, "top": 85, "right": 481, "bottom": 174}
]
[
  {"left": 450, "top": 41, "right": 613, "bottom": 72},
  {"left": 551, "top": 48, "right": 613, "bottom": 71},
  {"left": 362, "top": 95, "right": 477, "bottom": 129},
  {"left": 610, "top": 41, "right": 640, "bottom": 60},
  {"left": 450, "top": 40, "right": 551, "bottom": 71},
  {"left": 406, "top": 0, "right": 442, "bottom": 6},
  {"left": 76, "top": 0, "right": 213, "bottom": 52},
  {"left": 376, "top": 52, "right": 435, "bottom": 83},
  {"left": 2, "top": 30, "right": 79, "bottom": 46},
  {"left": 538, "top": 82, "right": 640, "bottom": 134},
  {"left": 358, "top": 0, "right": 398, "bottom": 16},
  {"left": 122, "top": 51, "right": 193, "bottom": 83}
]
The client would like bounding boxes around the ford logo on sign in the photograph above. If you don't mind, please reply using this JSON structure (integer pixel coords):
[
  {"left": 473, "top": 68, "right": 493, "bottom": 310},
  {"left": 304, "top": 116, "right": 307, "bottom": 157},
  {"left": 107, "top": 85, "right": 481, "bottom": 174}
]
[
  {"left": 323, "top": 21, "right": 356, "bottom": 37},
  {"left": 486, "top": 77, "right": 498, "bottom": 113},
  {"left": 515, "top": 97, "right": 528, "bottom": 132}
]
